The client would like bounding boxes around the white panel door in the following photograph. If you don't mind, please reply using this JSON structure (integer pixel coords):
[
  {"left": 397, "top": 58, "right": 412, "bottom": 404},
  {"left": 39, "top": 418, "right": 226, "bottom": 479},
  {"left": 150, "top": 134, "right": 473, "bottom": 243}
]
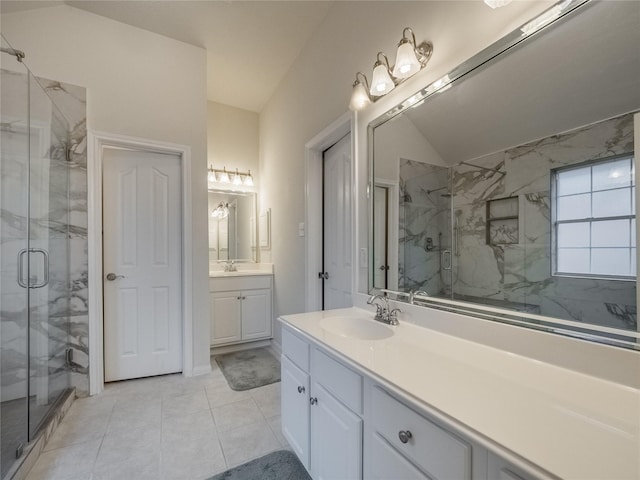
[
  {"left": 323, "top": 133, "right": 353, "bottom": 310},
  {"left": 241, "top": 289, "right": 272, "bottom": 340},
  {"left": 103, "top": 148, "right": 182, "bottom": 381},
  {"left": 310, "top": 382, "right": 362, "bottom": 480}
]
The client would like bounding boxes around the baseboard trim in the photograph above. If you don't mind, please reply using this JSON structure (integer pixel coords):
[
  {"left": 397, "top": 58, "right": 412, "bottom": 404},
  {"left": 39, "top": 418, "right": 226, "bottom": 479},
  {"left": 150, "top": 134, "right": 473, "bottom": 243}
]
[{"left": 210, "top": 339, "right": 272, "bottom": 356}]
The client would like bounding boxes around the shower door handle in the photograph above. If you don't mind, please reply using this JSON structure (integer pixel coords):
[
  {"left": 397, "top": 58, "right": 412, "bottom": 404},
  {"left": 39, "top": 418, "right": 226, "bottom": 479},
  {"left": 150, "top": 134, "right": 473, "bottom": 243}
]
[
  {"left": 17, "top": 248, "right": 49, "bottom": 288},
  {"left": 29, "top": 249, "right": 49, "bottom": 288},
  {"left": 441, "top": 250, "right": 452, "bottom": 271},
  {"left": 17, "top": 249, "right": 28, "bottom": 288}
]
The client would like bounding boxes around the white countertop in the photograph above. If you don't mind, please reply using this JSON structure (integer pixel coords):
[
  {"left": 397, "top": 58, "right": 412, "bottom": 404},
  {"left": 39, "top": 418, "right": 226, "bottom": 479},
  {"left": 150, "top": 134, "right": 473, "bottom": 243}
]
[
  {"left": 279, "top": 307, "right": 640, "bottom": 480},
  {"left": 209, "top": 263, "right": 273, "bottom": 278}
]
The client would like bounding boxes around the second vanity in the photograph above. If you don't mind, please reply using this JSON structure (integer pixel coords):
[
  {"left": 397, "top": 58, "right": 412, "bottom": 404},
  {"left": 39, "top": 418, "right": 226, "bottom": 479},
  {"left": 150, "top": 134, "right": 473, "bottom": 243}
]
[
  {"left": 209, "top": 265, "right": 273, "bottom": 347},
  {"left": 279, "top": 308, "right": 639, "bottom": 480}
]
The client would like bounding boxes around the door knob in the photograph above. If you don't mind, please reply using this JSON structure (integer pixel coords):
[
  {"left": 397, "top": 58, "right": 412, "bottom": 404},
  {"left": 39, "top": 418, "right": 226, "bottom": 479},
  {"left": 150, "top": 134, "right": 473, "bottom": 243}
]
[
  {"left": 106, "top": 273, "right": 125, "bottom": 281},
  {"left": 318, "top": 272, "right": 329, "bottom": 280}
]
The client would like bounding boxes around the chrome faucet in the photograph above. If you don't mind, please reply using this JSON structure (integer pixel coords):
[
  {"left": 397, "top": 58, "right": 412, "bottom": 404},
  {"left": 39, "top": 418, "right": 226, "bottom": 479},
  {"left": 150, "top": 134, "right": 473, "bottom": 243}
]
[
  {"left": 223, "top": 260, "right": 237, "bottom": 272},
  {"left": 409, "top": 290, "right": 429, "bottom": 304},
  {"left": 367, "top": 294, "right": 402, "bottom": 325}
]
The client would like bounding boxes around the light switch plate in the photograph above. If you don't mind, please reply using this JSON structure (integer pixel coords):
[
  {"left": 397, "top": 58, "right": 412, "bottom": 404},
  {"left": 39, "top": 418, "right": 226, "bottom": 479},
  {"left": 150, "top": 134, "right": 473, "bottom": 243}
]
[{"left": 298, "top": 222, "right": 305, "bottom": 237}]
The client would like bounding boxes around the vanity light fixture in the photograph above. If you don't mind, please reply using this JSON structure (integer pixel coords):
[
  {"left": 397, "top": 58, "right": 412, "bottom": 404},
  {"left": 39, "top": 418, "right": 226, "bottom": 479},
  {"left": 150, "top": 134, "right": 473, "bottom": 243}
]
[
  {"left": 370, "top": 52, "right": 395, "bottom": 96},
  {"left": 349, "top": 72, "right": 372, "bottom": 111},
  {"left": 392, "top": 28, "right": 432, "bottom": 80},
  {"left": 208, "top": 166, "right": 255, "bottom": 188},
  {"left": 483, "top": 0, "right": 513, "bottom": 9},
  {"left": 211, "top": 202, "right": 229, "bottom": 219},
  {"left": 349, "top": 27, "right": 433, "bottom": 112}
]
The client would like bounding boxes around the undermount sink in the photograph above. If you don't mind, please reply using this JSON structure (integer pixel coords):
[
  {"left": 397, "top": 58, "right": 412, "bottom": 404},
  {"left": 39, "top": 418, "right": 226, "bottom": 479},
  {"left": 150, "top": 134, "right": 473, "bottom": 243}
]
[{"left": 319, "top": 316, "right": 394, "bottom": 340}]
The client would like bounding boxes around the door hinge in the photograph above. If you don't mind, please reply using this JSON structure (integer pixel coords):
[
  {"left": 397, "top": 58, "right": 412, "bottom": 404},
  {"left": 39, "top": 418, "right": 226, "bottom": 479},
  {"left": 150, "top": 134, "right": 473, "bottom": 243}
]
[{"left": 318, "top": 272, "right": 329, "bottom": 280}]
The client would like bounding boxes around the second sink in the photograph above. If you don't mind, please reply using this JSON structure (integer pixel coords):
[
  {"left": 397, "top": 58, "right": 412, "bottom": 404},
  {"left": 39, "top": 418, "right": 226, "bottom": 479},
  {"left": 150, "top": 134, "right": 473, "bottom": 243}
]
[{"left": 319, "top": 316, "right": 394, "bottom": 340}]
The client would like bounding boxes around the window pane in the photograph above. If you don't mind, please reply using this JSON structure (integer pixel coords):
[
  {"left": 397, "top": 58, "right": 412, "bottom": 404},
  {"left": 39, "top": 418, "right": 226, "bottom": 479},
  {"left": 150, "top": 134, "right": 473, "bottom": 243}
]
[
  {"left": 557, "top": 193, "right": 590, "bottom": 221},
  {"left": 592, "top": 158, "right": 632, "bottom": 191},
  {"left": 557, "top": 167, "right": 591, "bottom": 196},
  {"left": 632, "top": 219, "right": 636, "bottom": 247},
  {"left": 592, "top": 219, "right": 630, "bottom": 247},
  {"left": 633, "top": 187, "right": 636, "bottom": 215},
  {"left": 557, "top": 222, "right": 589, "bottom": 248},
  {"left": 592, "top": 188, "right": 631, "bottom": 217},
  {"left": 557, "top": 248, "right": 590, "bottom": 274},
  {"left": 632, "top": 248, "right": 637, "bottom": 276},
  {"left": 591, "top": 248, "right": 630, "bottom": 276}
]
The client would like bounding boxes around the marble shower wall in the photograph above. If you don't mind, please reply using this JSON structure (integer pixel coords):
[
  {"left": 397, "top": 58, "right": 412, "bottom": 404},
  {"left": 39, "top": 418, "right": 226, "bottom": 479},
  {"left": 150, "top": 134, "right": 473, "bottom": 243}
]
[
  {"left": 399, "top": 159, "right": 451, "bottom": 295},
  {"left": 451, "top": 113, "right": 636, "bottom": 330},
  {"left": 0, "top": 69, "right": 88, "bottom": 400}
]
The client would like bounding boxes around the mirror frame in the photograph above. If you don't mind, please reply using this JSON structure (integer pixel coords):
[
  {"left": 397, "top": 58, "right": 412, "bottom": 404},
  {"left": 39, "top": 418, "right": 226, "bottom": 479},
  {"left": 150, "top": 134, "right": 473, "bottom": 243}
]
[{"left": 367, "top": 0, "right": 640, "bottom": 350}]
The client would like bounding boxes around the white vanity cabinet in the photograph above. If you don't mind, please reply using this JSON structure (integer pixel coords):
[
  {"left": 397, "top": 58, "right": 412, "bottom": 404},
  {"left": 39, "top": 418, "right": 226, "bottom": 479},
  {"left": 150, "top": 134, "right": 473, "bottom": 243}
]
[
  {"left": 281, "top": 327, "right": 363, "bottom": 480},
  {"left": 487, "top": 453, "right": 539, "bottom": 480},
  {"left": 209, "top": 275, "right": 272, "bottom": 346}
]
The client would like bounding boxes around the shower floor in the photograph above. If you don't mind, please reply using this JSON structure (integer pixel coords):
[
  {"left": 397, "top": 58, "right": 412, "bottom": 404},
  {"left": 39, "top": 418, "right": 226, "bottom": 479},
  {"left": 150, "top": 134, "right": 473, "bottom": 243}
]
[{"left": 1, "top": 391, "right": 72, "bottom": 479}]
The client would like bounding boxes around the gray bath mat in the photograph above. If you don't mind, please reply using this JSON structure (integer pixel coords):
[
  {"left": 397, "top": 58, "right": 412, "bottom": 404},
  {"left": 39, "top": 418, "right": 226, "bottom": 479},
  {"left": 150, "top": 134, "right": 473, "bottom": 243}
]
[
  {"left": 215, "top": 348, "right": 280, "bottom": 391},
  {"left": 209, "top": 450, "right": 310, "bottom": 480}
]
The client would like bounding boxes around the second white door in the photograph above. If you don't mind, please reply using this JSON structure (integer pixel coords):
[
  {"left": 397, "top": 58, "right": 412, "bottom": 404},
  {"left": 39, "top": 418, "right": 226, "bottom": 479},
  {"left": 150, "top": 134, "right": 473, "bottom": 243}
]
[
  {"left": 322, "top": 133, "right": 353, "bottom": 310},
  {"left": 103, "top": 148, "right": 183, "bottom": 382}
]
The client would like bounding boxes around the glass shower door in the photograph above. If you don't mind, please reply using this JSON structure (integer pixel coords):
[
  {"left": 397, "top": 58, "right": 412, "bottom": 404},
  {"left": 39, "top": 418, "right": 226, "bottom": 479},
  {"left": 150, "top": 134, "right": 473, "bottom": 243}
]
[
  {"left": 27, "top": 71, "right": 71, "bottom": 437},
  {"left": 0, "top": 38, "right": 30, "bottom": 478},
  {"left": 1, "top": 35, "right": 72, "bottom": 477}
]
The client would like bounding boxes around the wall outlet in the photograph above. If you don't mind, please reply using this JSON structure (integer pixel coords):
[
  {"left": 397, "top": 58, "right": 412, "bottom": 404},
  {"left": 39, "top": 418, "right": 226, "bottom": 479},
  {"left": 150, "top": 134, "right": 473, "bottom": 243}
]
[{"left": 298, "top": 222, "right": 305, "bottom": 237}]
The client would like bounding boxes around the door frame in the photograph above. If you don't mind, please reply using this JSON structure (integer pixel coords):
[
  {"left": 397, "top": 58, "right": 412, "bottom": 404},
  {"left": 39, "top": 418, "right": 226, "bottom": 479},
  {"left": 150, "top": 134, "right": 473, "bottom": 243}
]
[
  {"left": 88, "top": 131, "right": 193, "bottom": 395},
  {"left": 374, "top": 178, "right": 399, "bottom": 291},
  {"left": 304, "top": 113, "right": 352, "bottom": 312}
]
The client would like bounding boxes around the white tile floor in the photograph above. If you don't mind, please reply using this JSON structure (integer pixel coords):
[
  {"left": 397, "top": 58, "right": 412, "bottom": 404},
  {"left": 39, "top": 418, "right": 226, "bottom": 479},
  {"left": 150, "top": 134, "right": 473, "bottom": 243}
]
[{"left": 25, "top": 359, "right": 288, "bottom": 480}]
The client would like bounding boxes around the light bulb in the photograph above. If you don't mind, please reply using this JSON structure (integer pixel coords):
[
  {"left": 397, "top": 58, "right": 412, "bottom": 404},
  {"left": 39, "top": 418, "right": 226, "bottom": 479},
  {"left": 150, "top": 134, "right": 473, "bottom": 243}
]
[
  {"left": 219, "top": 168, "right": 230, "bottom": 183},
  {"left": 370, "top": 63, "right": 395, "bottom": 96},
  {"left": 233, "top": 169, "right": 243, "bottom": 186},
  {"left": 484, "top": 0, "right": 512, "bottom": 8},
  {"left": 392, "top": 41, "right": 421, "bottom": 79},
  {"left": 244, "top": 171, "right": 254, "bottom": 187},
  {"left": 349, "top": 81, "right": 371, "bottom": 111},
  {"left": 207, "top": 170, "right": 215, "bottom": 183}
]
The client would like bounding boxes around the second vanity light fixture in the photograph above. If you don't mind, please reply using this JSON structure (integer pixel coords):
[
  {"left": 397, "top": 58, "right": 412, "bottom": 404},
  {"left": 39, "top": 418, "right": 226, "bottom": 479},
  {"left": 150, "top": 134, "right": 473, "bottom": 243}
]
[
  {"left": 349, "top": 27, "right": 433, "bottom": 112},
  {"left": 208, "top": 166, "right": 254, "bottom": 187}
]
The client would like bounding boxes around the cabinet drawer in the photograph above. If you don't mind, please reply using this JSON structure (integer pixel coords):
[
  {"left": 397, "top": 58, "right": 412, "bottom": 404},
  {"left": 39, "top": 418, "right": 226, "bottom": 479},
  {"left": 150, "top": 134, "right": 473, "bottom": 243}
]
[
  {"left": 209, "top": 275, "right": 272, "bottom": 292},
  {"left": 372, "top": 387, "right": 471, "bottom": 480},
  {"left": 282, "top": 327, "right": 310, "bottom": 372},
  {"left": 312, "top": 348, "right": 362, "bottom": 414}
]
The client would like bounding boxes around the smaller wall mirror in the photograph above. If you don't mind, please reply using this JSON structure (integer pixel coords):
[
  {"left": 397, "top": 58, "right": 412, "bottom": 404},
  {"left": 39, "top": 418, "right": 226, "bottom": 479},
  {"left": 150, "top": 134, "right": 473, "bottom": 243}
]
[{"left": 208, "top": 189, "right": 257, "bottom": 267}]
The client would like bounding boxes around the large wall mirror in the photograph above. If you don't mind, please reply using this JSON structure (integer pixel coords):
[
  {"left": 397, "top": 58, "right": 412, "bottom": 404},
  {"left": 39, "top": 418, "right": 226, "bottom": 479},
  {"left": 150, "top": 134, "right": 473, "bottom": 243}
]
[
  {"left": 208, "top": 189, "right": 257, "bottom": 266},
  {"left": 369, "top": 0, "right": 640, "bottom": 349}
]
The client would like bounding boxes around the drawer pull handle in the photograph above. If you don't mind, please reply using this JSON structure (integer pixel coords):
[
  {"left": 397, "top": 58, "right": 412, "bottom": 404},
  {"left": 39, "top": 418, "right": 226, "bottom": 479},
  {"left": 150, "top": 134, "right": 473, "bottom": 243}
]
[
  {"left": 297, "top": 386, "right": 305, "bottom": 394},
  {"left": 309, "top": 397, "right": 318, "bottom": 405},
  {"left": 398, "top": 430, "right": 412, "bottom": 444}
]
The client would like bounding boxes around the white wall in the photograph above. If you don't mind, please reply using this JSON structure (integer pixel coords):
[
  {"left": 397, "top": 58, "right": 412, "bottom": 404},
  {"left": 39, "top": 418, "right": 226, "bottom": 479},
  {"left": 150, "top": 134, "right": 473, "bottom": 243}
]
[
  {"left": 207, "top": 101, "right": 259, "bottom": 182},
  {"left": 259, "top": 1, "right": 552, "bottom": 343},
  {"left": 2, "top": 5, "right": 211, "bottom": 374}
]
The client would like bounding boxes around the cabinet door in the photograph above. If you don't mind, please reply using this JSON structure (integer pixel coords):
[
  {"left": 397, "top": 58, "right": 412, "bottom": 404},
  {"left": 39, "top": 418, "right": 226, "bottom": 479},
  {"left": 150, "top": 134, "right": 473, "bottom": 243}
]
[
  {"left": 311, "top": 382, "right": 363, "bottom": 480},
  {"left": 210, "top": 291, "right": 241, "bottom": 345},
  {"left": 281, "top": 355, "right": 311, "bottom": 470},
  {"left": 241, "top": 288, "right": 272, "bottom": 340}
]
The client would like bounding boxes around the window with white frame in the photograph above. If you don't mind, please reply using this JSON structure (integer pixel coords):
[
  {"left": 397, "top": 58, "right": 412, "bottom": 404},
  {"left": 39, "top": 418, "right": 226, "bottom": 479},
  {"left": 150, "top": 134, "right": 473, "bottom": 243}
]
[{"left": 552, "top": 155, "right": 636, "bottom": 279}]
